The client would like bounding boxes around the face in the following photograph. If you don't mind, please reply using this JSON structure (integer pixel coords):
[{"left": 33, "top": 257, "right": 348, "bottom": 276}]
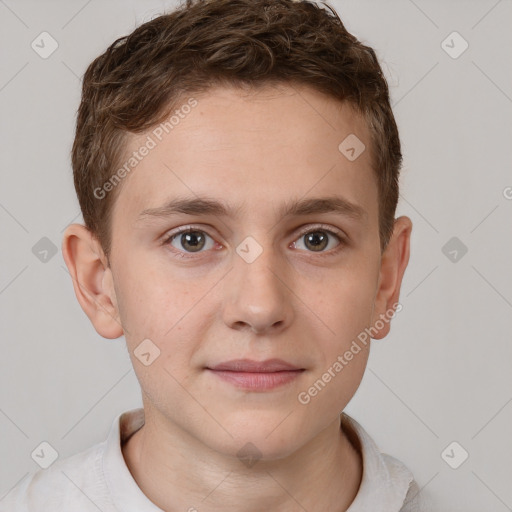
[{"left": 106, "top": 84, "right": 387, "bottom": 458}]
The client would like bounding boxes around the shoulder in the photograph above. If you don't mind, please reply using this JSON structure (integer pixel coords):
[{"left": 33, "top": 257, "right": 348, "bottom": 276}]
[
  {"left": 381, "top": 454, "right": 430, "bottom": 512},
  {"left": 0, "top": 441, "right": 113, "bottom": 512},
  {"left": 341, "top": 414, "right": 430, "bottom": 512}
]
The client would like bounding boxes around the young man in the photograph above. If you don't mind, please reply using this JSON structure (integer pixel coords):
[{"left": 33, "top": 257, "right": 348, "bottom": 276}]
[{"left": 1, "top": 0, "right": 424, "bottom": 510}]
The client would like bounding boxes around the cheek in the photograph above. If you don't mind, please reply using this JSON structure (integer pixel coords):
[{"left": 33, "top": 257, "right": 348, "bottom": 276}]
[
  {"left": 314, "top": 261, "right": 378, "bottom": 342},
  {"left": 114, "top": 259, "right": 212, "bottom": 371},
  {"left": 116, "top": 269, "right": 207, "bottom": 411},
  {"left": 114, "top": 256, "right": 188, "bottom": 336}
]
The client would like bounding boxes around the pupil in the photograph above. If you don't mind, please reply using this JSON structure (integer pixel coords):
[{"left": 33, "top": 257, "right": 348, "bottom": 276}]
[
  {"left": 182, "top": 231, "right": 205, "bottom": 252},
  {"left": 306, "top": 231, "right": 327, "bottom": 251}
]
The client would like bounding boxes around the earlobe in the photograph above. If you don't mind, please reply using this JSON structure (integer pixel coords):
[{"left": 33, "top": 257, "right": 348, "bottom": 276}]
[
  {"left": 370, "top": 216, "right": 412, "bottom": 340},
  {"left": 61, "top": 224, "right": 124, "bottom": 339}
]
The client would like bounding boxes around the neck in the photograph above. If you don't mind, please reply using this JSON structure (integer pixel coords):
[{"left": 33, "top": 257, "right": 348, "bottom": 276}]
[{"left": 122, "top": 409, "right": 362, "bottom": 512}]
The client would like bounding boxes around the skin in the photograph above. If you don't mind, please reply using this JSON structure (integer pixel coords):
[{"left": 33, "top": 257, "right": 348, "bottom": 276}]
[{"left": 62, "top": 83, "right": 412, "bottom": 512}]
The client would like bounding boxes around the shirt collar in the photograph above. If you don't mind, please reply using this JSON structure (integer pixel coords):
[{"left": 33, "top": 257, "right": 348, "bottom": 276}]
[
  {"left": 341, "top": 412, "right": 414, "bottom": 511},
  {"left": 102, "top": 408, "right": 162, "bottom": 511},
  {"left": 102, "top": 408, "right": 414, "bottom": 512}
]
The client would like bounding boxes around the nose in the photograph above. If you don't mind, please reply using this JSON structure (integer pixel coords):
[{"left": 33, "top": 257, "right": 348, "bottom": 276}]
[{"left": 221, "top": 242, "right": 294, "bottom": 335}]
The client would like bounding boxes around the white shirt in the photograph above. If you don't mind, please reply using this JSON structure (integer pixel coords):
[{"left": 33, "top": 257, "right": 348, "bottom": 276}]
[{"left": 1, "top": 408, "right": 427, "bottom": 511}]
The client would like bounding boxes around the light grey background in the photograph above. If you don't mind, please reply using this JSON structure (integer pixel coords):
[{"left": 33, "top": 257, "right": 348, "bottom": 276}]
[{"left": 1, "top": 0, "right": 511, "bottom": 510}]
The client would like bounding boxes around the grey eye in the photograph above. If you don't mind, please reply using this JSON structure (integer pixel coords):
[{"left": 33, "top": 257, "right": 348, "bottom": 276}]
[
  {"left": 169, "top": 230, "right": 215, "bottom": 253},
  {"left": 293, "top": 230, "right": 340, "bottom": 252}
]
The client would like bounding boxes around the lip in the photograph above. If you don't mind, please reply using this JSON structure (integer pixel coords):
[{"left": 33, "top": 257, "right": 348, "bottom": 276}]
[
  {"left": 206, "top": 359, "right": 305, "bottom": 391},
  {"left": 207, "top": 358, "right": 302, "bottom": 372}
]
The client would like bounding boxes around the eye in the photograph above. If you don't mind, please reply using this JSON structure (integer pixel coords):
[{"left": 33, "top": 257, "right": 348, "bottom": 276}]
[
  {"left": 165, "top": 228, "right": 217, "bottom": 254},
  {"left": 162, "top": 224, "right": 345, "bottom": 259},
  {"left": 291, "top": 227, "right": 343, "bottom": 253}
]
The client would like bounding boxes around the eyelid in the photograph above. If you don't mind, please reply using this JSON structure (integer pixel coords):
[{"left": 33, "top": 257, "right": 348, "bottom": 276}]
[
  {"left": 162, "top": 223, "right": 347, "bottom": 257},
  {"left": 163, "top": 223, "right": 346, "bottom": 243},
  {"left": 294, "top": 223, "right": 346, "bottom": 242},
  {"left": 162, "top": 224, "right": 217, "bottom": 245},
  {"left": 162, "top": 225, "right": 219, "bottom": 260}
]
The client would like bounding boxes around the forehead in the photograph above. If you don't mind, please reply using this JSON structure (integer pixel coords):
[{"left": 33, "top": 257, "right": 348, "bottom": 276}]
[{"left": 111, "top": 84, "right": 377, "bottom": 227}]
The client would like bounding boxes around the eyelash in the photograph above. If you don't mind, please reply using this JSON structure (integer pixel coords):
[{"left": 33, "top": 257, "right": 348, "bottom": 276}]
[{"left": 162, "top": 224, "right": 347, "bottom": 259}]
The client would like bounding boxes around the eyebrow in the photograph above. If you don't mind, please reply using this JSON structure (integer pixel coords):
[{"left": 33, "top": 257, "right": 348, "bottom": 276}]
[{"left": 137, "top": 195, "right": 367, "bottom": 222}]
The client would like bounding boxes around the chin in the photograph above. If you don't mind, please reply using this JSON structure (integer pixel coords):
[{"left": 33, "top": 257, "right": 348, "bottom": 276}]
[{"left": 204, "top": 412, "right": 308, "bottom": 462}]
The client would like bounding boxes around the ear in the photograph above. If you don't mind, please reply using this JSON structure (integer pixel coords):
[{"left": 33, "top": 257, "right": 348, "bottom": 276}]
[
  {"left": 370, "top": 216, "right": 412, "bottom": 340},
  {"left": 61, "top": 224, "right": 124, "bottom": 339}
]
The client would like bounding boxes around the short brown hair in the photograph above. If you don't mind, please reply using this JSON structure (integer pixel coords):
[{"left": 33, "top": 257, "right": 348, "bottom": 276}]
[{"left": 72, "top": 0, "right": 402, "bottom": 260}]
